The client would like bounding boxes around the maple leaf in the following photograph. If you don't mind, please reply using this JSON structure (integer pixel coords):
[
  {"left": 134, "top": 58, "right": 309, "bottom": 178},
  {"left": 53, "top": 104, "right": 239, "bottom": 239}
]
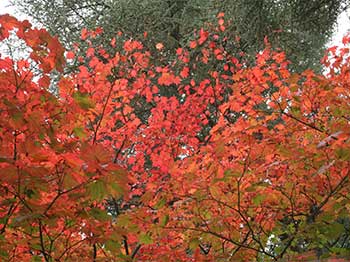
[
  {"left": 218, "top": 18, "right": 224, "bottom": 26},
  {"left": 180, "top": 67, "right": 189, "bottom": 79},
  {"left": 81, "top": 28, "right": 89, "bottom": 40},
  {"left": 189, "top": 40, "right": 197, "bottom": 49},
  {"left": 158, "top": 72, "right": 180, "bottom": 86},
  {"left": 66, "top": 51, "right": 75, "bottom": 59},
  {"left": 123, "top": 40, "right": 143, "bottom": 52},
  {"left": 198, "top": 29, "right": 209, "bottom": 45}
]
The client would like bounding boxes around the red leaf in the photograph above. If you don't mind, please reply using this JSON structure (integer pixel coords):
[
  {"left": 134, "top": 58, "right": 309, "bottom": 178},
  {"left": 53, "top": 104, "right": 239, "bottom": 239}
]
[
  {"left": 180, "top": 67, "right": 189, "bottom": 78},
  {"left": 81, "top": 28, "right": 88, "bottom": 40},
  {"left": 198, "top": 29, "right": 209, "bottom": 45},
  {"left": 217, "top": 12, "right": 225, "bottom": 18},
  {"left": 66, "top": 51, "right": 75, "bottom": 59},
  {"left": 158, "top": 72, "right": 180, "bottom": 86},
  {"left": 189, "top": 40, "right": 197, "bottom": 49}
]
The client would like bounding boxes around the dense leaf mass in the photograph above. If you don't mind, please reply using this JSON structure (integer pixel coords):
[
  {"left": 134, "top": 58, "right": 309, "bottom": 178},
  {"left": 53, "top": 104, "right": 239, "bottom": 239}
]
[{"left": 0, "top": 14, "right": 350, "bottom": 261}]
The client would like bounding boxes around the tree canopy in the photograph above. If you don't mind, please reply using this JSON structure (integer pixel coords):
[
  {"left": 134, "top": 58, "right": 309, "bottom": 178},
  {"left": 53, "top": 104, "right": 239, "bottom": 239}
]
[{"left": 1, "top": 13, "right": 350, "bottom": 261}]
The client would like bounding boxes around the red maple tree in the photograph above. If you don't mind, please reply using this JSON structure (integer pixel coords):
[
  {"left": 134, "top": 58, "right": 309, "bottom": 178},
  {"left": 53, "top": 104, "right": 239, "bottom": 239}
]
[{"left": 0, "top": 14, "right": 349, "bottom": 261}]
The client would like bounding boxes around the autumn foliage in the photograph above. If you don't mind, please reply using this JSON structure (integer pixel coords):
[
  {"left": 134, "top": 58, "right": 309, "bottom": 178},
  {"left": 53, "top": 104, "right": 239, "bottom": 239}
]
[{"left": 0, "top": 14, "right": 350, "bottom": 261}]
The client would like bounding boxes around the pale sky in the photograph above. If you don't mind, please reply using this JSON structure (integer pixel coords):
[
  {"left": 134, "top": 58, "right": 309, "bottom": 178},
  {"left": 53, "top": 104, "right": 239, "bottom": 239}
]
[
  {"left": 330, "top": 7, "right": 350, "bottom": 46},
  {"left": 0, "top": 0, "right": 29, "bottom": 20},
  {"left": 0, "top": 0, "right": 349, "bottom": 46}
]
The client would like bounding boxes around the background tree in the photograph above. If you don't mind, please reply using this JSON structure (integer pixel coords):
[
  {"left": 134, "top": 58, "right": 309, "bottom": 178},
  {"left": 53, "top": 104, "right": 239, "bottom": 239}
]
[
  {"left": 11, "top": 0, "right": 350, "bottom": 72},
  {"left": 211, "top": 0, "right": 350, "bottom": 72}
]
